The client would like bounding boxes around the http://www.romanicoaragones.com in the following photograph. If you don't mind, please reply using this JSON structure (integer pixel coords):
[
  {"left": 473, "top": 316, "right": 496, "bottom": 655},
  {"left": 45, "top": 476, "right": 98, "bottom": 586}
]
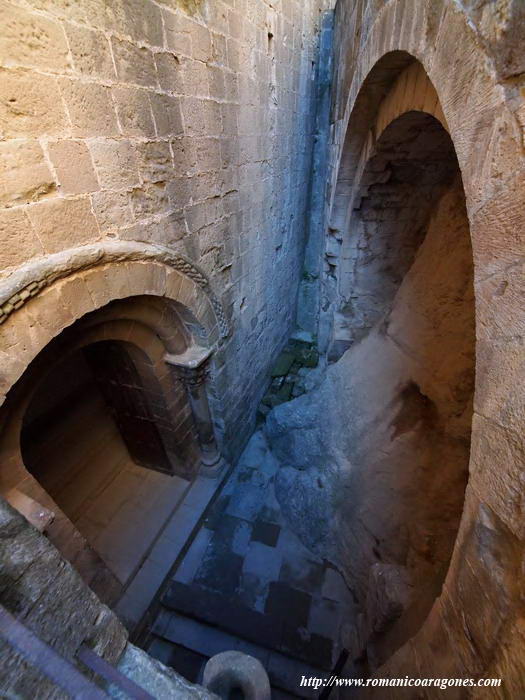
[{"left": 300, "top": 676, "right": 502, "bottom": 691}]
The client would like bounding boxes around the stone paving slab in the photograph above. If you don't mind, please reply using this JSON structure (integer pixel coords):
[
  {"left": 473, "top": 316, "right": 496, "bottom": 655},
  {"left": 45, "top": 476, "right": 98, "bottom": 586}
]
[
  {"left": 251, "top": 519, "right": 281, "bottom": 546},
  {"left": 158, "top": 430, "right": 356, "bottom": 680},
  {"left": 194, "top": 546, "right": 244, "bottom": 598},
  {"left": 162, "top": 580, "right": 282, "bottom": 650},
  {"left": 243, "top": 541, "right": 283, "bottom": 581},
  {"left": 265, "top": 581, "right": 312, "bottom": 629}
]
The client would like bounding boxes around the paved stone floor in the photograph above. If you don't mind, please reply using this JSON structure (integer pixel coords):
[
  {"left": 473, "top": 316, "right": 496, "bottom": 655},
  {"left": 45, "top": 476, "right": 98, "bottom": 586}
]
[
  {"left": 178, "top": 432, "right": 353, "bottom": 638},
  {"left": 146, "top": 430, "right": 357, "bottom": 696}
]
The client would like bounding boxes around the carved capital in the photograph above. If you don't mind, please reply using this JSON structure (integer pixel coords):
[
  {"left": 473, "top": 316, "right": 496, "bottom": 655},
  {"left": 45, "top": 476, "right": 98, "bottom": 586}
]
[
  {"left": 171, "top": 362, "right": 210, "bottom": 387},
  {"left": 164, "top": 347, "right": 213, "bottom": 388}
]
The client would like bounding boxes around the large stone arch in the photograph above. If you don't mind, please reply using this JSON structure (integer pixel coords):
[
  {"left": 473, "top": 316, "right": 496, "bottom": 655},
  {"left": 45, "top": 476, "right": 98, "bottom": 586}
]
[
  {"left": 0, "top": 240, "right": 230, "bottom": 403},
  {"left": 2, "top": 310, "right": 200, "bottom": 491},
  {"left": 325, "top": 0, "right": 524, "bottom": 689},
  {"left": 0, "top": 243, "right": 231, "bottom": 603}
]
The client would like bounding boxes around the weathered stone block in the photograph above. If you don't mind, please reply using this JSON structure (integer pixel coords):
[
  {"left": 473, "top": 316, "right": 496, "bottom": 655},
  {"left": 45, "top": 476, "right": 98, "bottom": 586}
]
[
  {"left": 180, "top": 57, "right": 210, "bottom": 97},
  {"left": 0, "top": 139, "right": 56, "bottom": 206},
  {"left": 182, "top": 98, "right": 222, "bottom": 137},
  {"left": 162, "top": 9, "right": 193, "bottom": 56},
  {"left": 147, "top": 211, "right": 187, "bottom": 246},
  {"left": 65, "top": 23, "right": 116, "bottom": 80},
  {"left": 149, "top": 93, "right": 184, "bottom": 137},
  {"left": 120, "top": 0, "right": 164, "bottom": 47},
  {"left": 0, "top": 208, "right": 43, "bottom": 270},
  {"left": 271, "top": 352, "right": 295, "bottom": 377},
  {"left": 91, "top": 190, "right": 134, "bottom": 231},
  {"left": 167, "top": 178, "right": 192, "bottom": 210},
  {"left": 131, "top": 182, "right": 170, "bottom": 218},
  {"left": 0, "top": 68, "right": 68, "bottom": 137},
  {"left": 155, "top": 52, "right": 185, "bottom": 94},
  {"left": 136, "top": 140, "right": 174, "bottom": 183},
  {"left": 164, "top": 269, "right": 184, "bottom": 300},
  {"left": 111, "top": 37, "right": 158, "bottom": 87},
  {"left": 190, "top": 22, "right": 212, "bottom": 62},
  {"left": 208, "top": 65, "right": 226, "bottom": 101},
  {"left": 59, "top": 79, "right": 119, "bottom": 137},
  {"left": 56, "top": 275, "right": 96, "bottom": 322},
  {"left": 89, "top": 139, "right": 141, "bottom": 189},
  {"left": 113, "top": 87, "right": 156, "bottom": 137},
  {"left": 26, "top": 196, "right": 99, "bottom": 253},
  {"left": 470, "top": 414, "right": 525, "bottom": 540},
  {"left": 0, "top": 0, "right": 70, "bottom": 72},
  {"left": 48, "top": 140, "right": 99, "bottom": 195},
  {"left": 170, "top": 137, "right": 194, "bottom": 174}
]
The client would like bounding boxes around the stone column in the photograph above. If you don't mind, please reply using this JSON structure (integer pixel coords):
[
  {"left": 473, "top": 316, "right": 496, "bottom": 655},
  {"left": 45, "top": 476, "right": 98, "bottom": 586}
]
[{"left": 164, "top": 348, "right": 224, "bottom": 479}]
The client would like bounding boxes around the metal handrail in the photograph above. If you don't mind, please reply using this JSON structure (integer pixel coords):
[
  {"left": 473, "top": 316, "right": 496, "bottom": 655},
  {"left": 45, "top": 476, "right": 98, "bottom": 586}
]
[
  {"left": 0, "top": 604, "right": 154, "bottom": 699},
  {"left": 0, "top": 604, "right": 108, "bottom": 698},
  {"left": 78, "top": 643, "right": 154, "bottom": 700}
]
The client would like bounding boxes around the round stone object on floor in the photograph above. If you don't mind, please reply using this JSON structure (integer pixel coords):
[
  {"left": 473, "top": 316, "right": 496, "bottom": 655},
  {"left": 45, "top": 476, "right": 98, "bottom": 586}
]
[{"left": 202, "top": 651, "right": 271, "bottom": 700}]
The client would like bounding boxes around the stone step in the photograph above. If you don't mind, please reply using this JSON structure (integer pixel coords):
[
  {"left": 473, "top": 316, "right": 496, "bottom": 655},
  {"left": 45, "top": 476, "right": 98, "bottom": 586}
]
[
  {"left": 161, "top": 580, "right": 334, "bottom": 670},
  {"left": 148, "top": 609, "right": 330, "bottom": 698}
]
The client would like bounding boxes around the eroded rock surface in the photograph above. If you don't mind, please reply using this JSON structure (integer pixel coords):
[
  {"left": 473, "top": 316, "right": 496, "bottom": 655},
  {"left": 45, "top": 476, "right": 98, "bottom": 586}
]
[{"left": 266, "top": 174, "right": 475, "bottom": 666}]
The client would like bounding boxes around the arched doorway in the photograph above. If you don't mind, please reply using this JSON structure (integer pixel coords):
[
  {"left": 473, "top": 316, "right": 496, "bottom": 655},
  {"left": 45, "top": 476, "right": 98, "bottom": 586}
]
[
  {"left": 335, "top": 109, "right": 475, "bottom": 667},
  {"left": 19, "top": 335, "right": 193, "bottom": 591},
  {"left": 0, "top": 287, "right": 224, "bottom": 604},
  {"left": 267, "top": 57, "right": 477, "bottom": 674},
  {"left": 320, "top": 60, "right": 477, "bottom": 669}
]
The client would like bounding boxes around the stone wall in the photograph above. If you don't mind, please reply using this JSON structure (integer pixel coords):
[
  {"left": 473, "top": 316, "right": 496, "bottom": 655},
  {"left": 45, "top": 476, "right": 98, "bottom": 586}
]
[
  {"left": 267, "top": 164, "right": 475, "bottom": 668},
  {"left": 285, "top": 0, "right": 525, "bottom": 692},
  {"left": 0, "top": 496, "right": 127, "bottom": 696},
  {"left": 0, "top": 0, "right": 332, "bottom": 463}
]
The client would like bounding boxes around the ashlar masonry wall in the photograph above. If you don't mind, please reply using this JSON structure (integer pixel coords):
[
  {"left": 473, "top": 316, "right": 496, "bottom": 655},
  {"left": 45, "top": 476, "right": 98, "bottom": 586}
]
[{"left": 0, "top": 0, "right": 332, "bottom": 461}]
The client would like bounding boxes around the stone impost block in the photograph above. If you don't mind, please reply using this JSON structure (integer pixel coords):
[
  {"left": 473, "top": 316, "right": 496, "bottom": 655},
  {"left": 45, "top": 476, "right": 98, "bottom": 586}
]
[
  {"left": 47, "top": 140, "right": 99, "bottom": 195},
  {"left": 0, "top": 207, "right": 44, "bottom": 270},
  {"left": 0, "top": 0, "right": 70, "bottom": 72},
  {"left": 0, "top": 139, "right": 56, "bottom": 206},
  {"left": 64, "top": 23, "right": 116, "bottom": 80},
  {"left": 59, "top": 79, "right": 119, "bottom": 137},
  {"left": 26, "top": 196, "right": 99, "bottom": 253},
  {"left": 0, "top": 68, "right": 68, "bottom": 137},
  {"left": 112, "top": 37, "right": 158, "bottom": 88},
  {"left": 113, "top": 86, "right": 156, "bottom": 138},
  {"left": 89, "top": 139, "right": 141, "bottom": 189}
]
